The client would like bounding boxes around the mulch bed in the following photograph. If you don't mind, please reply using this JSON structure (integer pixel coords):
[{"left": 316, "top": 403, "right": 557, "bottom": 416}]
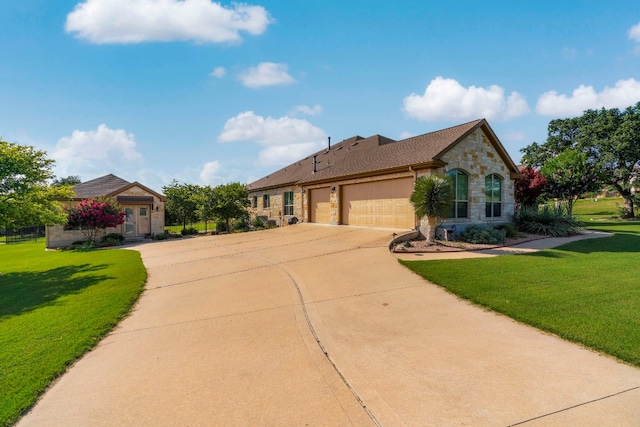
[{"left": 393, "top": 233, "right": 547, "bottom": 253}]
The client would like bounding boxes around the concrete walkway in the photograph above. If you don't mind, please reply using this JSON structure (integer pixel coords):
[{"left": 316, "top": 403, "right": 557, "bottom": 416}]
[{"left": 19, "top": 225, "right": 640, "bottom": 426}]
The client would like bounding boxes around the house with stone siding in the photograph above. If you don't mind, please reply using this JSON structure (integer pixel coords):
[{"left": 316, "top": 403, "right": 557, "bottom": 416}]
[
  {"left": 247, "top": 119, "right": 522, "bottom": 237},
  {"left": 46, "top": 174, "right": 166, "bottom": 248}
]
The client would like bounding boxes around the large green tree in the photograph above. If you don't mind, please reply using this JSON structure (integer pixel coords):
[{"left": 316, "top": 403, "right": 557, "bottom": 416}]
[
  {"left": 197, "top": 185, "right": 217, "bottom": 231},
  {"left": 162, "top": 180, "right": 201, "bottom": 230},
  {"left": 540, "top": 150, "right": 601, "bottom": 215},
  {"left": 0, "top": 139, "right": 73, "bottom": 229},
  {"left": 410, "top": 175, "right": 454, "bottom": 243},
  {"left": 521, "top": 102, "right": 640, "bottom": 218},
  {"left": 211, "top": 182, "right": 250, "bottom": 232}
]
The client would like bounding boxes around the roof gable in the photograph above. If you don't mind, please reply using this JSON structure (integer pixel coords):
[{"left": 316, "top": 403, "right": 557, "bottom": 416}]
[
  {"left": 72, "top": 174, "right": 130, "bottom": 199},
  {"left": 248, "top": 119, "right": 520, "bottom": 191},
  {"left": 72, "top": 174, "right": 166, "bottom": 201}
]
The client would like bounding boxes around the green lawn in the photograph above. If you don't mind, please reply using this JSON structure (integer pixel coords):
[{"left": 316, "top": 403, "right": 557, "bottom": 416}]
[
  {"left": 165, "top": 222, "right": 213, "bottom": 233},
  {"left": 0, "top": 242, "right": 146, "bottom": 427},
  {"left": 572, "top": 196, "right": 627, "bottom": 222},
  {"left": 401, "top": 200, "right": 640, "bottom": 368}
]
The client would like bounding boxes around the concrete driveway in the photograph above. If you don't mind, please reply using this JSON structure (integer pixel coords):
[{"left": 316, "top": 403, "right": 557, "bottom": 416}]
[{"left": 19, "top": 225, "right": 640, "bottom": 426}]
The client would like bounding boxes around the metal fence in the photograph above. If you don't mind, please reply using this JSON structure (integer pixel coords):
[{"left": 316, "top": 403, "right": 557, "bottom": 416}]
[{"left": 2, "top": 226, "right": 46, "bottom": 244}]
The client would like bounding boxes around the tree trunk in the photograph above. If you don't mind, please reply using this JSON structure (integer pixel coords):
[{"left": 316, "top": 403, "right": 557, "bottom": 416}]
[
  {"left": 623, "top": 197, "right": 635, "bottom": 218},
  {"left": 425, "top": 216, "right": 437, "bottom": 244}
]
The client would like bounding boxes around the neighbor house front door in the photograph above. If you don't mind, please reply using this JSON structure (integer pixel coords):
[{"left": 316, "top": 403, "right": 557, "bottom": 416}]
[{"left": 123, "top": 205, "right": 151, "bottom": 237}]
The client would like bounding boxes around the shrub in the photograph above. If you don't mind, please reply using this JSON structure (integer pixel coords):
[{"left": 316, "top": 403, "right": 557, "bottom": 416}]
[
  {"left": 233, "top": 217, "right": 250, "bottom": 231},
  {"left": 252, "top": 216, "right": 265, "bottom": 228},
  {"left": 216, "top": 221, "right": 228, "bottom": 233},
  {"left": 495, "top": 223, "right": 518, "bottom": 238},
  {"left": 181, "top": 227, "right": 199, "bottom": 235},
  {"left": 459, "top": 225, "right": 503, "bottom": 244},
  {"left": 153, "top": 232, "right": 168, "bottom": 240},
  {"left": 100, "top": 233, "right": 125, "bottom": 246},
  {"left": 71, "top": 240, "right": 97, "bottom": 251},
  {"left": 514, "top": 206, "right": 581, "bottom": 237}
]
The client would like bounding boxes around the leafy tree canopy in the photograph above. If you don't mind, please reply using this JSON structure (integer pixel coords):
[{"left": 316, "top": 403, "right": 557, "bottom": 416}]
[
  {"left": 514, "top": 166, "right": 548, "bottom": 209},
  {"left": 211, "top": 182, "right": 250, "bottom": 231},
  {"left": 540, "top": 150, "right": 601, "bottom": 215},
  {"left": 521, "top": 102, "right": 640, "bottom": 217},
  {"left": 52, "top": 175, "right": 81, "bottom": 187},
  {"left": 162, "top": 180, "right": 201, "bottom": 229},
  {"left": 66, "top": 197, "right": 126, "bottom": 242},
  {"left": 0, "top": 139, "right": 73, "bottom": 228}
]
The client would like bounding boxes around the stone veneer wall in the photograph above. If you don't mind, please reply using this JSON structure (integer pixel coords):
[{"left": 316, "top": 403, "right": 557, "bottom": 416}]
[
  {"left": 118, "top": 186, "right": 166, "bottom": 235},
  {"left": 46, "top": 186, "right": 166, "bottom": 248},
  {"left": 421, "top": 128, "right": 516, "bottom": 228},
  {"left": 248, "top": 185, "right": 300, "bottom": 226},
  {"left": 250, "top": 128, "right": 517, "bottom": 230}
]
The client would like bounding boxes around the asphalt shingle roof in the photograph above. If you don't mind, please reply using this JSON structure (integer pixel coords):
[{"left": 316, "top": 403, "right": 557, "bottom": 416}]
[
  {"left": 249, "top": 119, "right": 498, "bottom": 191},
  {"left": 72, "top": 174, "right": 131, "bottom": 199}
]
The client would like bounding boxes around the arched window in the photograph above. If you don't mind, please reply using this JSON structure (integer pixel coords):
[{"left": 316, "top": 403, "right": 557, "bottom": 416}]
[
  {"left": 485, "top": 174, "right": 502, "bottom": 217},
  {"left": 446, "top": 169, "right": 468, "bottom": 218}
]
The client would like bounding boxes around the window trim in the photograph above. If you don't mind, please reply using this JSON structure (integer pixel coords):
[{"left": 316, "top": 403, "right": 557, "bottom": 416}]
[
  {"left": 283, "top": 191, "right": 294, "bottom": 216},
  {"left": 485, "top": 174, "right": 502, "bottom": 218},
  {"left": 447, "top": 169, "right": 469, "bottom": 219}
]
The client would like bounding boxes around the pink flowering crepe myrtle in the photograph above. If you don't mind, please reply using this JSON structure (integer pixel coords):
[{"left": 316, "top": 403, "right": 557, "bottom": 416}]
[{"left": 65, "top": 198, "right": 126, "bottom": 242}]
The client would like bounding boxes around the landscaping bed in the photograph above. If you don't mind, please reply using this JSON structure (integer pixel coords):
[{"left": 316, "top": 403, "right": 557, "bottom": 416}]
[{"left": 393, "top": 233, "right": 547, "bottom": 253}]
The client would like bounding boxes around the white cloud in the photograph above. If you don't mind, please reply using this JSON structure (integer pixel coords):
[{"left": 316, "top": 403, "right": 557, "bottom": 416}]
[
  {"left": 402, "top": 76, "right": 530, "bottom": 122},
  {"left": 52, "top": 124, "right": 143, "bottom": 178},
  {"left": 398, "top": 131, "right": 415, "bottom": 140},
  {"left": 503, "top": 131, "right": 525, "bottom": 141},
  {"left": 237, "top": 62, "right": 296, "bottom": 88},
  {"left": 199, "top": 160, "right": 221, "bottom": 185},
  {"left": 289, "top": 104, "right": 323, "bottom": 116},
  {"left": 210, "top": 66, "right": 226, "bottom": 78},
  {"left": 65, "top": 0, "right": 273, "bottom": 44},
  {"left": 218, "top": 111, "right": 326, "bottom": 166},
  {"left": 536, "top": 78, "right": 640, "bottom": 116},
  {"left": 629, "top": 22, "right": 640, "bottom": 42}
]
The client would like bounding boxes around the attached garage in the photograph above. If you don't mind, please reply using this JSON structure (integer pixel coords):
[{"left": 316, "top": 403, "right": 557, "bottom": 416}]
[
  {"left": 341, "top": 178, "right": 415, "bottom": 228},
  {"left": 309, "top": 187, "right": 330, "bottom": 223}
]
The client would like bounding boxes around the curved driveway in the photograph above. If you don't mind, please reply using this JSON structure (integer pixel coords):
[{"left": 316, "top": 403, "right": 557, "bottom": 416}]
[{"left": 20, "top": 225, "right": 640, "bottom": 426}]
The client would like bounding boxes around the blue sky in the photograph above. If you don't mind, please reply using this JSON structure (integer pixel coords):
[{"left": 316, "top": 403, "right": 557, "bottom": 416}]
[{"left": 2, "top": 0, "right": 640, "bottom": 192}]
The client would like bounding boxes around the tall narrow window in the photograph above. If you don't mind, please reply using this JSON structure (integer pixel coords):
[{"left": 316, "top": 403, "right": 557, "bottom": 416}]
[
  {"left": 252, "top": 196, "right": 257, "bottom": 208},
  {"left": 485, "top": 174, "right": 502, "bottom": 217},
  {"left": 446, "top": 169, "right": 468, "bottom": 218},
  {"left": 263, "top": 194, "right": 270, "bottom": 208},
  {"left": 284, "top": 191, "right": 294, "bottom": 215}
]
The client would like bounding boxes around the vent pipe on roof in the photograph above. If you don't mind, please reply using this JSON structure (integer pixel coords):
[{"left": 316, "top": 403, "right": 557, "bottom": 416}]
[
  {"left": 312, "top": 154, "right": 317, "bottom": 173},
  {"left": 328, "top": 136, "right": 331, "bottom": 150}
]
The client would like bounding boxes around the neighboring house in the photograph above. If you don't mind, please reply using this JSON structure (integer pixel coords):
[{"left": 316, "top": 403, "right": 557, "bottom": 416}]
[
  {"left": 46, "top": 174, "right": 166, "bottom": 248},
  {"left": 247, "top": 119, "right": 523, "bottom": 235}
]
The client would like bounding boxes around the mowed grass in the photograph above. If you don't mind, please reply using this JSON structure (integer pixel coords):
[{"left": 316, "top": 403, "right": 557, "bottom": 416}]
[
  {"left": 0, "top": 242, "right": 146, "bottom": 427},
  {"left": 165, "top": 222, "right": 213, "bottom": 233},
  {"left": 572, "top": 197, "right": 627, "bottom": 222},
  {"left": 400, "top": 200, "right": 640, "bottom": 368}
]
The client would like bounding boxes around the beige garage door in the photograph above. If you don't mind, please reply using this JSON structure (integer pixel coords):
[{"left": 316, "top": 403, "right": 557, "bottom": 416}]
[
  {"left": 309, "top": 187, "right": 330, "bottom": 223},
  {"left": 341, "top": 178, "right": 415, "bottom": 228}
]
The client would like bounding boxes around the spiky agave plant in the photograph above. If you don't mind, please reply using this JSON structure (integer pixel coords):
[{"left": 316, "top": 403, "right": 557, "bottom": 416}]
[{"left": 410, "top": 176, "right": 454, "bottom": 243}]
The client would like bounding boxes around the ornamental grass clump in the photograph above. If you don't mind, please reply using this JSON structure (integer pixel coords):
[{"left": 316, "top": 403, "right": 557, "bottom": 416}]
[{"left": 514, "top": 205, "right": 581, "bottom": 237}]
